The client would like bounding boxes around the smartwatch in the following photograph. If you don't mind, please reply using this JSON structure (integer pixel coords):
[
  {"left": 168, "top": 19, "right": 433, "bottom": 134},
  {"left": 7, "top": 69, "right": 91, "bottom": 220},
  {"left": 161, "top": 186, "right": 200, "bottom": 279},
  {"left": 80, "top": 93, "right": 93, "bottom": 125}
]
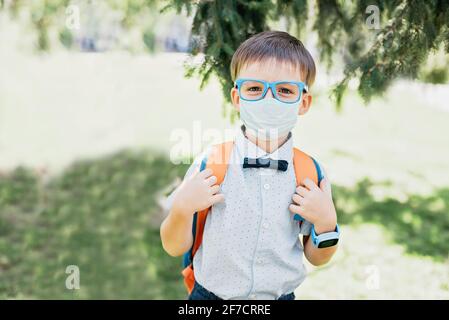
[{"left": 311, "top": 224, "right": 340, "bottom": 248}]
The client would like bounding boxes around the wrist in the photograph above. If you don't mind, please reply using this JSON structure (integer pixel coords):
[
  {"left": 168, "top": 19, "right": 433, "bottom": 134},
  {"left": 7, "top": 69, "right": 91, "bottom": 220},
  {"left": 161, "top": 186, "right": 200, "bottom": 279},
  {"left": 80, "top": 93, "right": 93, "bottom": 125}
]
[
  {"left": 314, "top": 206, "right": 337, "bottom": 235},
  {"left": 314, "top": 221, "right": 337, "bottom": 235},
  {"left": 171, "top": 199, "right": 194, "bottom": 219},
  {"left": 311, "top": 223, "right": 340, "bottom": 249}
]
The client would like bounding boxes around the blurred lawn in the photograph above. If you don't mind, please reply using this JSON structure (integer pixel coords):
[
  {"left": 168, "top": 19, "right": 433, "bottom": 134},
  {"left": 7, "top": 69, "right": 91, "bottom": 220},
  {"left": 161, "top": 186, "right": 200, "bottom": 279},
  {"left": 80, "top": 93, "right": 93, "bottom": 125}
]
[
  {"left": 0, "top": 51, "right": 448, "bottom": 299},
  {"left": 0, "top": 153, "right": 189, "bottom": 299}
]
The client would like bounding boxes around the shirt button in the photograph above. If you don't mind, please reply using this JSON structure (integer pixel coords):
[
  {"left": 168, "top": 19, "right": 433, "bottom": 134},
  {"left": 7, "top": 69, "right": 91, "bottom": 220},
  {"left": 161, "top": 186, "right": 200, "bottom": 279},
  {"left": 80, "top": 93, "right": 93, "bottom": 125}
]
[
  {"left": 249, "top": 294, "right": 257, "bottom": 300},
  {"left": 257, "top": 258, "right": 264, "bottom": 264},
  {"left": 263, "top": 183, "right": 270, "bottom": 190},
  {"left": 263, "top": 222, "right": 269, "bottom": 229}
]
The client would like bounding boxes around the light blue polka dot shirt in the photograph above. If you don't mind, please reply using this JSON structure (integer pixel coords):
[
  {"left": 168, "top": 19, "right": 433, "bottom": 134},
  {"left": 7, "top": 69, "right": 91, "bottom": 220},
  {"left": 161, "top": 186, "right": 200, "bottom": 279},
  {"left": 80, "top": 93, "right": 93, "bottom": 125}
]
[{"left": 166, "top": 128, "right": 327, "bottom": 300}]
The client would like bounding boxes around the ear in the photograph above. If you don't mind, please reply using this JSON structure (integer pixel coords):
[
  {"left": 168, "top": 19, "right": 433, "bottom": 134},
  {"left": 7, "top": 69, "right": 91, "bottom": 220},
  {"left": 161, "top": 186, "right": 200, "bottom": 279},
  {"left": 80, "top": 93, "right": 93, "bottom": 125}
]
[
  {"left": 298, "top": 93, "right": 312, "bottom": 115},
  {"left": 230, "top": 87, "right": 240, "bottom": 112}
]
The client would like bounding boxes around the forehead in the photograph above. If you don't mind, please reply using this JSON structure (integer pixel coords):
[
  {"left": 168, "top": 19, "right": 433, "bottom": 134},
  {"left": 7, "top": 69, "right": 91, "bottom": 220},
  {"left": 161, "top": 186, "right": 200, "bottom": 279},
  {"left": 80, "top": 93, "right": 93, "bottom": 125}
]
[{"left": 237, "top": 58, "right": 305, "bottom": 82}]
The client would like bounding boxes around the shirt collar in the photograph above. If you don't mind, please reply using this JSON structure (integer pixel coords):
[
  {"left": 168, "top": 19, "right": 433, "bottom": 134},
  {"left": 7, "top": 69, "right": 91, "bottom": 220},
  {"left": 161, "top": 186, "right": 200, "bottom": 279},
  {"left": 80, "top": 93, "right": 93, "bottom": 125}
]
[{"left": 235, "top": 126, "right": 294, "bottom": 162}]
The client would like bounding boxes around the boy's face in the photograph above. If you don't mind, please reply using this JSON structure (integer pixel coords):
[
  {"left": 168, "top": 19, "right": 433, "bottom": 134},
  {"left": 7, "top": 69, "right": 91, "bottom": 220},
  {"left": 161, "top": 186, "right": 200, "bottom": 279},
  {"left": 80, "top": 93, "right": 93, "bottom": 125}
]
[{"left": 230, "top": 59, "right": 313, "bottom": 114}]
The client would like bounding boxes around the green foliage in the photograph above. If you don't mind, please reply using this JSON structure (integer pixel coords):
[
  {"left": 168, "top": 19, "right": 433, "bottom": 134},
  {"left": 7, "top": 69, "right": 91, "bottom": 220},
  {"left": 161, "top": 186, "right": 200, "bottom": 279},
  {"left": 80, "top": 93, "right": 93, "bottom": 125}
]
[
  {"left": 59, "top": 27, "right": 73, "bottom": 49},
  {"left": 143, "top": 27, "right": 156, "bottom": 52},
  {"left": 165, "top": 0, "right": 449, "bottom": 111},
  {"left": 2, "top": 0, "right": 449, "bottom": 109},
  {"left": 107, "top": 0, "right": 158, "bottom": 28},
  {"left": 167, "top": 0, "right": 308, "bottom": 118},
  {"left": 330, "top": 0, "right": 449, "bottom": 108},
  {"left": 2, "top": 0, "right": 158, "bottom": 51},
  {"left": 421, "top": 66, "right": 449, "bottom": 84},
  {"left": 419, "top": 46, "right": 449, "bottom": 84}
]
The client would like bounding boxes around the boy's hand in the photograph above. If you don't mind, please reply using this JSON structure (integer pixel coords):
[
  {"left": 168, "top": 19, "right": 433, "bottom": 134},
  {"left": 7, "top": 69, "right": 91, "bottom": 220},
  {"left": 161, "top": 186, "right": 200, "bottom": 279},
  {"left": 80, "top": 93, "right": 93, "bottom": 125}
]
[
  {"left": 289, "top": 178, "right": 337, "bottom": 234},
  {"left": 172, "top": 168, "right": 225, "bottom": 217}
]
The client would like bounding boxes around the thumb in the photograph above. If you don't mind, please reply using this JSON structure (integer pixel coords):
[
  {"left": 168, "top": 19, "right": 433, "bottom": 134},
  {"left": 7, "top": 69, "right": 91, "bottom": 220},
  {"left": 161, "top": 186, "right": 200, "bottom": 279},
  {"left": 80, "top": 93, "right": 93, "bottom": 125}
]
[
  {"left": 289, "top": 204, "right": 312, "bottom": 222},
  {"left": 209, "top": 193, "right": 225, "bottom": 206}
]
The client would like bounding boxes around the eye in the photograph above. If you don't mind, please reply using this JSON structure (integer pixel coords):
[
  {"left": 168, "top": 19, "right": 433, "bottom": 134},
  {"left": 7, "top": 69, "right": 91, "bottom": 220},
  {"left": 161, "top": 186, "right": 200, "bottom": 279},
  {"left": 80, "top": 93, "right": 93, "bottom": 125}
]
[
  {"left": 248, "top": 86, "right": 262, "bottom": 92},
  {"left": 278, "top": 87, "right": 293, "bottom": 95}
]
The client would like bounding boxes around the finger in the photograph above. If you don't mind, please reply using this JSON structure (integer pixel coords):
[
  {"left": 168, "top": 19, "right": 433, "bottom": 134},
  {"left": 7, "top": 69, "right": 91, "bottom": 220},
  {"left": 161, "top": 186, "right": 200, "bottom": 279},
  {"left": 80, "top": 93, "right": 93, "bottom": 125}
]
[
  {"left": 289, "top": 203, "right": 304, "bottom": 214},
  {"left": 303, "top": 178, "right": 319, "bottom": 191},
  {"left": 198, "top": 168, "right": 213, "bottom": 179},
  {"left": 295, "top": 186, "right": 309, "bottom": 197},
  {"left": 205, "top": 175, "right": 217, "bottom": 186},
  {"left": 209, "top": 193, "right": 225, "bottom": 205},
  {"left": 210, "top": 185, "right": 220, "bottom": 195},
  {"left": 292, "top": 193, "right": 304, "bottom": 206},
  {"left": 289, "top": 204, "right": 311, "bottom": 220}
]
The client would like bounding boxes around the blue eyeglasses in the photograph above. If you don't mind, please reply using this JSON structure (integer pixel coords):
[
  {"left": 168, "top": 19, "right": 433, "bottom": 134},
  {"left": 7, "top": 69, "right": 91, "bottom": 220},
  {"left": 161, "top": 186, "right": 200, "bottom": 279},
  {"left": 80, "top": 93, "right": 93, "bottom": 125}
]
[{"left": 235, "top": 78, "right": 308, "bottom": 104}]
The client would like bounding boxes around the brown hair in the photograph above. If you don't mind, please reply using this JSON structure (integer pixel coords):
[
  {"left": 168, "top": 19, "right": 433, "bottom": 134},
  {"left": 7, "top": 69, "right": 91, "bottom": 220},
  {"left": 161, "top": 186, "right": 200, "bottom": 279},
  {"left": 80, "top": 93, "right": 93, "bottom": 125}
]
[{"left": 230, "top": 31, "right": 316, "bottom": 87}]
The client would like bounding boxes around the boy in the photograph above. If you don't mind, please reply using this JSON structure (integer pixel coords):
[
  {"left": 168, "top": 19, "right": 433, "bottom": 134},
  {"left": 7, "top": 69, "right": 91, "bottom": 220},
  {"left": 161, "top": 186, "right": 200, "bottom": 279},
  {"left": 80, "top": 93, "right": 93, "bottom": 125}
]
[{"left": 160, "top": 31, "right": 339, "bottom": 300}]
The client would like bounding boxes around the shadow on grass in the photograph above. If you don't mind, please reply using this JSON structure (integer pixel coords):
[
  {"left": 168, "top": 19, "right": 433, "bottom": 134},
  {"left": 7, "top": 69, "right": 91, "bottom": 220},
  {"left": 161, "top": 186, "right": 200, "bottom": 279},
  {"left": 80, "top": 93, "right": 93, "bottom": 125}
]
[
  {"left": 0, "top": 151, "right": 448, "bottom": 299},
  {"left": 333, "top": 179, "right": 449, "bottom": 261}
]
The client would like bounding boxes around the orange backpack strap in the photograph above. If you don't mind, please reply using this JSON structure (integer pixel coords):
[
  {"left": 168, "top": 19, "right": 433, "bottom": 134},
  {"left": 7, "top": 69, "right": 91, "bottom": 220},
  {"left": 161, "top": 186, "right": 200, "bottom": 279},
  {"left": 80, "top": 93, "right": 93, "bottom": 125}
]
[
  {"left": 292, "top": 147, "right": 323, "bottom": 222},
  {"left": 182, "top": 141, "right": 234, "bottom": 294},
  {"left": 191, "top": 141, "right": 234, "bottom": 256}
]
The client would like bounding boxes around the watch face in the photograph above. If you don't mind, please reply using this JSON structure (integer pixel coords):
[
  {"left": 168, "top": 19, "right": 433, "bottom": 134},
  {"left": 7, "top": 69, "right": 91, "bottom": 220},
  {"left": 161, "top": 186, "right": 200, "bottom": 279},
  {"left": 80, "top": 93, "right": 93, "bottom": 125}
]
[{"left": 318, "top": 238, "right": 339, "bottom": 248}]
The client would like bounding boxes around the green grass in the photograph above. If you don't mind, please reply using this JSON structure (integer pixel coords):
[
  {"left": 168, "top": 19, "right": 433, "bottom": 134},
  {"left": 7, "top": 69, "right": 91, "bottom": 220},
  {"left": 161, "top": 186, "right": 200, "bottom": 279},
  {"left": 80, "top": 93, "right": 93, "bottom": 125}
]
[
  {"left": 298, "top": 224, "right": 449, "bottom": 299},
  {"left": 334, "top": 180, "right": 449, "bottom": 260},
  {"left": 0, "top": 152, "right": 189, "bottom": 299}
]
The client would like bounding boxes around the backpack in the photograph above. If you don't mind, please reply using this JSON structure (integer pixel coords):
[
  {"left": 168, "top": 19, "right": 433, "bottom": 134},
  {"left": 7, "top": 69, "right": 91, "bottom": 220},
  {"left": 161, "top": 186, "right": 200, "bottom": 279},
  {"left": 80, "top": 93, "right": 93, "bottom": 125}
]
[{"left": 181, "top": 141, "right": 323, "bottom": 294}]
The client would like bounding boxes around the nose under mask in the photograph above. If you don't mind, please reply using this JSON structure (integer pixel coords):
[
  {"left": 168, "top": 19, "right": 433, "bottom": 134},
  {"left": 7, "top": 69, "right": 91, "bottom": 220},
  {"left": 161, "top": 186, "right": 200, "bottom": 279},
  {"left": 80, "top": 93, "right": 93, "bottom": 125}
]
[{"left": 239, "top": 97, "right": 300, "bottom": 140}]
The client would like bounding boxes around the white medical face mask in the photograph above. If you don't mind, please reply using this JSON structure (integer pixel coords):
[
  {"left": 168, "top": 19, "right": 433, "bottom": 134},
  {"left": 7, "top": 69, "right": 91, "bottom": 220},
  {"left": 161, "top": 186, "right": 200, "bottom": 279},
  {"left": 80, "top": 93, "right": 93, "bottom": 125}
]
[{"left": 239, "top": 97, "right": 300, "bottom": 140}]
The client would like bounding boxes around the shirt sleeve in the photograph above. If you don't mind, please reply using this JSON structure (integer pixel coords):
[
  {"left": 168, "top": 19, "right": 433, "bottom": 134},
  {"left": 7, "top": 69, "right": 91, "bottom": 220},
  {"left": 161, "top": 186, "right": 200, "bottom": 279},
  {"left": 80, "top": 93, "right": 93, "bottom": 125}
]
[{"left": 298, "top": 161, "right": 332, "bottom": 236}]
